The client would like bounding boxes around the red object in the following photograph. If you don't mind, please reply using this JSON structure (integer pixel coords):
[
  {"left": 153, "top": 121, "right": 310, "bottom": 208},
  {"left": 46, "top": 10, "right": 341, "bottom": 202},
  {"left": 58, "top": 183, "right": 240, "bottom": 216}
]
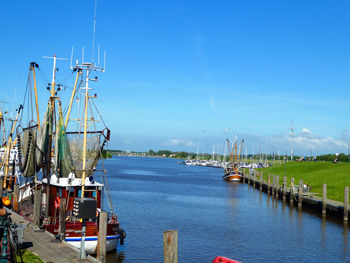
[
  {"left": 212, "top": 256, "right": 242, "bottom": 263},
  {"left": 54, "top": 196, "right": 60, "bottom": 209}
]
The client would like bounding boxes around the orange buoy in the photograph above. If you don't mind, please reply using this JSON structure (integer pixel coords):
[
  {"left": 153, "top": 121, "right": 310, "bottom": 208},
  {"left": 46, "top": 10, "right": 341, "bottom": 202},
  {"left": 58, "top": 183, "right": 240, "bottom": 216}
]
[{"left": 2, "top": 197, "right": 10, "bottom": 206}]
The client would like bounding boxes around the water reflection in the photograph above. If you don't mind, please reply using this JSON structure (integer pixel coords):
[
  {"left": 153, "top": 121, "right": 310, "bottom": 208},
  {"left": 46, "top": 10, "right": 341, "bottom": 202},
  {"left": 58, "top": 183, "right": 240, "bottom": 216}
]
[
  {"left": 321, "top": 215, "right": 327, "bottom": 251},
  {"left": 343, "top": 221, "right": 348, "bottom": 254}
]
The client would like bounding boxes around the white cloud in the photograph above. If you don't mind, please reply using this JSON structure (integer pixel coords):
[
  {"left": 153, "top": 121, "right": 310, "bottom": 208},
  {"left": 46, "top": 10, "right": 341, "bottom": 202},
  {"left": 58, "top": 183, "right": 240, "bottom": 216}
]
[
  {"left": 301, "top": 128, "right": 313, "bottom": 135},
  {"left": 162, "top": 139, "right": 197, "bottom": 147},
  {"left": 286, "top": 128, "right": 347, "bottom": 153},
  {"left": 243, "top": 128, "right": 348, "bottom": 155}
]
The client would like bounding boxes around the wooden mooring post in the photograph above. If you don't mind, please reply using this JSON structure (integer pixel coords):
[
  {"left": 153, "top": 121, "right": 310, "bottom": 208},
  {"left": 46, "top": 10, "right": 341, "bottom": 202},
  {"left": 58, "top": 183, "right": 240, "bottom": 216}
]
[
  {"left": 247, "top": 170, "right": 251, "bottom": 185},
  {"left": 290, "top": 177, "right": 294, "bottom": 206},
  {"left": 97, "top": 211, "right": 108, "bottom": 262},
  {"left": 298, "top": 179, "right": 303, "bottom": 209},
  {"left": 272, "top": 175, "right": 275, "bottom": 197},
  {"left": 242, "top": 169, "right": 245, "bottom": 183},
  {"left": 260, "top": 172, "right": 263, "bottom": 191},
  {"left": 13, "top": 184, "right": 19, "bottom": 213},
  {"left": 282, "top": 176, "right": 287, "bottom": 201},
  {"left": 0, "top": 178, "right": 3, "bottom": 197},
  {"left": 276, "top": 175, "right": 279, "bottom": 199},
  {"left": 267, "top": 174, "right": 271, "bottom": 195},
  {"left": 322, "top": 184, "right": 327, "bottom": 215},
  {"left": 59, "top": 198, "right": 66, "bottom": 240},
  {"left": 33, "top": 189, "right": 41, "bottom": 226},
  {"left": 253, "top": 172, "right": 256, "bottom": 188},
  {"left": 344, "top": 187, "right": 349, "bottom": 221},
  {"left": 163, "top": 230, "right": 178, "bottom": 263}
]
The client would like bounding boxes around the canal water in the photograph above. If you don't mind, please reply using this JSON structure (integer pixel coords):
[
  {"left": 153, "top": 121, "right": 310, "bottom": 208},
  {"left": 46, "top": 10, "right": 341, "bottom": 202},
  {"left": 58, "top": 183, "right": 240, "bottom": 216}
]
[{"left": 103, "top": 156, "right": 349, "bottom": 262}]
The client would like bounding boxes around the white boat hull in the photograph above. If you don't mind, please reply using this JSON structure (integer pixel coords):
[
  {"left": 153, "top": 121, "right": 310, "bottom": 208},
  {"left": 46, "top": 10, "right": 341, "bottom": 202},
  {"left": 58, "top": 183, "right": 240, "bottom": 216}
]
[{"left": 65, "top": 235, "right": 119, "bottom": 254}]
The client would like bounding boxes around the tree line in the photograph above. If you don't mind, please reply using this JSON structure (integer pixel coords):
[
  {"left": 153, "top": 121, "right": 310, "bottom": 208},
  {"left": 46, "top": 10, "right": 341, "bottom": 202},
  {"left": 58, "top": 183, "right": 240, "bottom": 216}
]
[{"left": 108, "top": 149, "right": 350, "bottom": 162}]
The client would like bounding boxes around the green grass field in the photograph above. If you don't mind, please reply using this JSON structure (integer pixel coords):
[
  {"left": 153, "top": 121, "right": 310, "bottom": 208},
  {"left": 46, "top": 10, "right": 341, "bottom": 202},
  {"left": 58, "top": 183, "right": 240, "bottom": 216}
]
[{"left": 255, "top": 161, "right": 350, "bottom": 203}]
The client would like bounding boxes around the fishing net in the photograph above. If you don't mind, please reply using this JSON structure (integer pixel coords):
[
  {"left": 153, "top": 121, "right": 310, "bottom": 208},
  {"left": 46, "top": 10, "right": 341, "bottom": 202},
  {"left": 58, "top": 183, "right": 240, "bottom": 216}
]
[
  {"left": 55, "top": 106, "right": 74, "bottom": 178},
  {"left": 66, "top": 132, "right": 102, "bottom": 178},
  {"left": 18, "top": 125, "right": 40, "bottom": 177},
  {"left": 36, "top": 105, "right": 52, "bottom": 169}
]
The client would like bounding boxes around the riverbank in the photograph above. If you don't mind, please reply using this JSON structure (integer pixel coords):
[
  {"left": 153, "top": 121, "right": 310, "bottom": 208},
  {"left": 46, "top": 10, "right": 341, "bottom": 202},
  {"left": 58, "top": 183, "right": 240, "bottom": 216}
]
[{"left": 256, "top": 161, "right": 350, "bottom": 203}]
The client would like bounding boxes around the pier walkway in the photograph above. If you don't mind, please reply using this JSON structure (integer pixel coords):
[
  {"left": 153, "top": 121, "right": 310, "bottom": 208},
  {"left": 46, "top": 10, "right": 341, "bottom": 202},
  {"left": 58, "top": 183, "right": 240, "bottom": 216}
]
[{"left": 8, "top": 210, "right": 98, "bottom": 263}]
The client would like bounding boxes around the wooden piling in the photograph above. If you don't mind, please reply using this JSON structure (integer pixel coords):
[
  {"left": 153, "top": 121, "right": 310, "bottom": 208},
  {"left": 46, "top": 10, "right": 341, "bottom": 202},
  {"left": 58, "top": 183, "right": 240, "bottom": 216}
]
[
  {"left": 59, "top": 198, "right": 66, "bottom": 240},
  {"left": 290, "top": 177, "right": 294, "bottom": 206},
  {"left": 283, "top": 176, "right": 287, "bottom": 201},
  {"left": 163, "top": 230, "right": 178, "bottom": 263},
  {"left": 276, "top": 175, "right": 279, "bottom": 199},
  {"left": 260, "top": 172, "right": 263, "bottom": 191},
  {"left": 33, "top": 189, "right": 41, "bottom": 226},
  {"left": 322, "top": 184, "right": 327, "bottom": 215},
  {"left": 0, "top": 178, "right": 3, "bottom": 197},
  {"left": 253, "top": 172, "right": 256, "bottom": 188},
  {"left": 267, "top": 174, "right": 271, "bottom": 195},
  {"left": 272, "top": 174, "right": 275, "bottom": 197},
  {"left": 13, "top": 184, "right": 19, "bottom": 213},
  {"left": 344, "top": 187, "right": 349, "bottom": 221},
  {"left": 97, "top": 211, "right": 108, "bottom": 262},
  {"left": 298, "top": 179, "right": 303, "bottom": 209},
  {"left": 248, "top": 170, "right": 250, "bottom": 185},
  {"left": 243, "top": 169, "right": 245, "bottom": 183}
]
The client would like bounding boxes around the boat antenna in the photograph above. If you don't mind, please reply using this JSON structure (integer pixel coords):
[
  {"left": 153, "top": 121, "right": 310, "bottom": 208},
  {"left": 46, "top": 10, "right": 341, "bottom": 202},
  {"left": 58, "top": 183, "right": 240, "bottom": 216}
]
[
  {"left": 91, "top": 0, "right": 98, "bottom": 63},
  {"left": 70, "top": 46, "right": 74, "bottom": 69},
  {"left": 82, "top": 46, "right": 85, "bottom": 64}
]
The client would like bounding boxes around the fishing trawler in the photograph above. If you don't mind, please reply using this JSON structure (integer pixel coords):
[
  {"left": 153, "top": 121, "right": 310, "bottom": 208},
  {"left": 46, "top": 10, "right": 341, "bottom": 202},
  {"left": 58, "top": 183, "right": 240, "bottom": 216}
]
[
  {"left": 16, "top": 55, "right": 125, "bottom": 254},
  {"left": 223, "top": 138, "right": 243, "bottom": 182}
]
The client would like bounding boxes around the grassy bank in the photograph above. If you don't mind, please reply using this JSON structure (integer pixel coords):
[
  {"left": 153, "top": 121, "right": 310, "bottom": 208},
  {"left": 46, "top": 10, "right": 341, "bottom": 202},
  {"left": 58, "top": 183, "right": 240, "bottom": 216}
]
[
  {"left": 16, "top": 250, "right": 43, "bottom": 263},
  {"left": 256, "top": 161, "right": 350, "bottom": 203}
]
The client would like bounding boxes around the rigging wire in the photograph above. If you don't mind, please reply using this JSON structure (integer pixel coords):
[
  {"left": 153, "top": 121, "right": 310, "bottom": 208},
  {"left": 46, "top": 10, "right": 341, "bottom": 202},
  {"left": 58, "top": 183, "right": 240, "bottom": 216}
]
[{"left": 91, "top": 98, "right": 108, "bottom": 129}]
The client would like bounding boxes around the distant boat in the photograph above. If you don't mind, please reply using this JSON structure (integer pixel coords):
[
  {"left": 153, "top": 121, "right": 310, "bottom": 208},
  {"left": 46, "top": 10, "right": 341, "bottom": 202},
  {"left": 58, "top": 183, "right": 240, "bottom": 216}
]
[
  {"left": 223, "top": 169, "right": 242, "bottom": 182},
  {"left": 223, "top": 137, "right": 243, "bottom": 182}
]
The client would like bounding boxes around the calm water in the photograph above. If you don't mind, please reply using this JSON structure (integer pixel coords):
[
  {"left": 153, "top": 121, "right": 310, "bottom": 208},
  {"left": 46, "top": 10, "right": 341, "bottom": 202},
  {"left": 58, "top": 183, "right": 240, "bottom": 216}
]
[{"left": 102, "top": 156, "right": 349, "bottom": 262}]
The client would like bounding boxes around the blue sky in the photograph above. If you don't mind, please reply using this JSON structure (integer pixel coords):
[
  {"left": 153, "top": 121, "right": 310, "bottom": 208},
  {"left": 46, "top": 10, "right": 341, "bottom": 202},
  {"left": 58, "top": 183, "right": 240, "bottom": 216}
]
[{"left": 1, "top": 0, "right": 350, "bottom": 155}]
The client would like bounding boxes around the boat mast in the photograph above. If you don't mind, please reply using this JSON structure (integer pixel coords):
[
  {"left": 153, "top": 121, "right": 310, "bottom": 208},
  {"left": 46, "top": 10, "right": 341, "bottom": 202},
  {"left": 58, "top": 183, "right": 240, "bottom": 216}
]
[
  {"left": 81, "top": 66, "right": 91, "bottom": 198},
  {"left": 0, "top": 101, "right": 6, "bottom": 145},
  {"left": 30, "top": 62, "right": 40, "bottom": 130},
  {"left": 238, "top": 139, "right": 244, "bottom": 163},
  {"left": 65, "top": 69, "right": 82, "bottom": 129},
  {"left": 73, "top": 60, "right": 104, "bottom": 199},
  {"left": 43, "top": 55, "right": 59, "bottom": 217},
  {"left": 3, "top": 105, "right": 22, "bottom": 187}
]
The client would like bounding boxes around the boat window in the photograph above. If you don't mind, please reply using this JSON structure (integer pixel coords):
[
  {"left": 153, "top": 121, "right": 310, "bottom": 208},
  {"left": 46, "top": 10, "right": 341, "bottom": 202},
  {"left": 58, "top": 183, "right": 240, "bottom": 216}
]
[
  {"left": 92, "top": 191, "right": 96, "bottom": 198},
  {"left": 69, "top": 187, "right": 75, "bottom": 197}
]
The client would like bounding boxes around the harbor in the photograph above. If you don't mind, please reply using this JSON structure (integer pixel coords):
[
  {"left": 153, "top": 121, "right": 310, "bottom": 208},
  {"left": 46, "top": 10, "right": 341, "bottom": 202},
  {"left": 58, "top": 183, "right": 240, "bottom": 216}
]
[
  {"left": 1, "top": 1, "right": 350, "bottom": 262},
  {"left": 101, "top": 156, "right": 350, "bottom": 262}
]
